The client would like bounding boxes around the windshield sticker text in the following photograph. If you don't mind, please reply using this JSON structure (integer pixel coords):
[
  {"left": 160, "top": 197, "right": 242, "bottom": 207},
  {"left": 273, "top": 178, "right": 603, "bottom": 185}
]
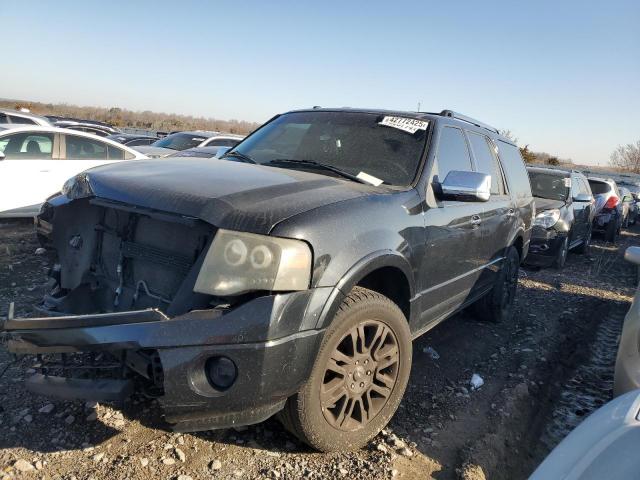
[{"left": 378, "top": 116, "right": 428, "bottom": 134}]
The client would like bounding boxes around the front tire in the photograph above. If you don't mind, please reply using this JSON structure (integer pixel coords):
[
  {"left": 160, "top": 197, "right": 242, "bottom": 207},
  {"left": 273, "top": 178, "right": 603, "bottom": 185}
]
[
  {"left": 279, "top": 287, "right": 412, "bottom": 452},
  {"left": 553, "top": 236, "right": 569, "bottom": 269},
  {"left": 574, "top": 226, "right": 591, "bottom": 254},
  {"left": 471, "top": 246, "right": 520, "bottom": 323}
]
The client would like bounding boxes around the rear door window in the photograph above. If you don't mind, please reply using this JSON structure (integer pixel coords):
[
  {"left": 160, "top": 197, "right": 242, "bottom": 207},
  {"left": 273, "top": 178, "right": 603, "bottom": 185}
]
[
  {"left": 436, "top": 126, "right": 472, "bottom": 180},
  {"left": 467, "top": 132, "right": 504, "bottom": 195},
  {"left": 496, "top": 141, "right": 531, "bottom": 199},
  {"left": 65, "top": 135, "right": 108, "bottom": 160}
]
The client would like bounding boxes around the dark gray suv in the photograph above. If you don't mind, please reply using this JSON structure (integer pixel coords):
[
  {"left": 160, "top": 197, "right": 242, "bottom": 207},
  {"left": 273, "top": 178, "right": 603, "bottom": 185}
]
[{"left": 3, "top": 108, "right": 533, "bottom": 451}]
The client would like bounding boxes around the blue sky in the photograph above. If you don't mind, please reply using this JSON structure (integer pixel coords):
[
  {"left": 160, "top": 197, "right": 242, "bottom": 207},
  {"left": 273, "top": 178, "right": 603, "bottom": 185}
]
[{"left": 2, "top": 0, "right": 639, "bottom": 165}]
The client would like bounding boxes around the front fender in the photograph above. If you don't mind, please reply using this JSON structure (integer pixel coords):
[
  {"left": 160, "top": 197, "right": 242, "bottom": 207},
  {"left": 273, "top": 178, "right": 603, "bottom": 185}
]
[{"left": 314, "top": 251, "right": 415, "bottom": 330}]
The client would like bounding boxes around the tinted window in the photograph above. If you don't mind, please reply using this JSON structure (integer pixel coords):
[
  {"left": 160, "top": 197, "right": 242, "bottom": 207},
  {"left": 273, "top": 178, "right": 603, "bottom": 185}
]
[
  {"left": 497, "top": 141, "right": 532, "bottom": 199},
  {"left": 8, "top": 115, "right": 37, "bottom": 125},
  {"left": 0, "top": 132, "right": 54, "bottom": 159},
  {"left": 233, "top": 111, "right": 428, "bottom": 186},
  {"left": 152, "top": 132, "right": 208, "bottom": 151},
  {"left": 107, "top": 144, "right": 125, "bottom": 160},
  {"left": 0, "top": 113, "right": 7, "bottom": 123},
  {"left": 436, "top": 127, "right": 472, "bottom": 180},
  {"left": 125, "top": 138, "right": 155, "bottom": 146},
  {"left": 528, "top": 171, "right": 569, "bottom": 201},
  {"left": 65, "top": 135, "right": 108, "bottom": 160},
  {"left": 468, "top": 132, "right": 504, "bottom": 194},
  {"left": 588, "top": 180, "right": 611, "bottom": 195},
  {"left": 206, "top": 139, "right": 240, "bottom": 147}
]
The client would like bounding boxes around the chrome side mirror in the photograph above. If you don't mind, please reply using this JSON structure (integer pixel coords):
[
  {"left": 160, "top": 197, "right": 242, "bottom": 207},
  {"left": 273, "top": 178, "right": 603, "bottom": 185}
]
[
  {"left": 437, "top": 170, "right": 491, "bottom": 202},
  {"left": 573, "top": 193, "right": 593, "bottom": 202}
]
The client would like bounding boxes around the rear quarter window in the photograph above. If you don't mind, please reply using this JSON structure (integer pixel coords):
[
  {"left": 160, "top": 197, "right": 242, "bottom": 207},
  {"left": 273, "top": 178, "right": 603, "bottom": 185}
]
[
  {"left": 588, "top": 180, "right": 611, "bottom": 195},
  {"left": 496, "top": 141, "right": 532, "bottom": 200}
]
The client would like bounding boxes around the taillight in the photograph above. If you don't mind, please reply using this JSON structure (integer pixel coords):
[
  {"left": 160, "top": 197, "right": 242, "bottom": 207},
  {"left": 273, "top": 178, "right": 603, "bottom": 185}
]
[{"left": 604, "top": 196, "right": 619, "bottom": 209}]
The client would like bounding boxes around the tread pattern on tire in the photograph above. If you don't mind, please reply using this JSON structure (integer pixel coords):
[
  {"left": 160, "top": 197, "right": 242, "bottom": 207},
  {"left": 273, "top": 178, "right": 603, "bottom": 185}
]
[{"left": 280, "top": 286, "right": 410, "bottom": 451}]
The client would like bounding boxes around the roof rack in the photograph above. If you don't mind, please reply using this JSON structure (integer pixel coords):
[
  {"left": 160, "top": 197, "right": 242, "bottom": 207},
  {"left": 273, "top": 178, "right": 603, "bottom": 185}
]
[{"left": 439, "top": 110, "right": 499, "bottom": 134}]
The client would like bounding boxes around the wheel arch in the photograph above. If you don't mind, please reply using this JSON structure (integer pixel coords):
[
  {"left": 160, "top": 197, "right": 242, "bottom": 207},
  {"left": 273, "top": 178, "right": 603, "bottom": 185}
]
[{"left": 315, "top": 251, "right": 415, "bottom": 330}]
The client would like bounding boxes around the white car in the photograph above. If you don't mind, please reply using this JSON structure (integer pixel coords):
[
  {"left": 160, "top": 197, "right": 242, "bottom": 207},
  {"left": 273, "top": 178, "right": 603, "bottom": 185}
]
[
  {"left": 0, "top": 125, "right": 147, "bottom": 217},
  {"left": 0, "top": 109, "right": 52, "bottom": 126}
]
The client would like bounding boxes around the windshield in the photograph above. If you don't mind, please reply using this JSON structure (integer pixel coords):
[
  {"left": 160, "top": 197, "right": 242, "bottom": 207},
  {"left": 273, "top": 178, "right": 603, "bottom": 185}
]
[
  {"left": 152, "top": 133, "right": 208, "bottom": 151},
  {"left": 528, "top": 171, "right": 570, "bottom": 201},
  {"left": 230, "top": 111, "right": 429, "bottom": 185}
]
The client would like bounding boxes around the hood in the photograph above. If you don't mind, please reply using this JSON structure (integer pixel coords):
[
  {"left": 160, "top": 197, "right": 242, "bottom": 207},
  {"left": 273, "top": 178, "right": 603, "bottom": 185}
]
[
  {"left": 132, "top": 146, "right": 176, "bottom": 157},
  {"left": 68, "top": 158, "right": 379, "bottom": 234},
  {"left": 534, "top": 197, "right": 565, "bottom": 212}
]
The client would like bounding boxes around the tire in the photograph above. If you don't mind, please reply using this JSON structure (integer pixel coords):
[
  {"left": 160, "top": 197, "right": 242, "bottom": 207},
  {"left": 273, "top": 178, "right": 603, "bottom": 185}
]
[
  {"left": 553, "top": 236, "right": 569, "bottom": 269},
  {"left": 471, "top": 246, "right": 520, "bottom": 323},
  {"left": 574, "top": 226, "right": 591, "bottom": 254},
  {"left": 605, "top": 219, "right": 617, "bottom": 243},
  {"left": 279, "top": 287, "right": 412, "bottom": 452}
]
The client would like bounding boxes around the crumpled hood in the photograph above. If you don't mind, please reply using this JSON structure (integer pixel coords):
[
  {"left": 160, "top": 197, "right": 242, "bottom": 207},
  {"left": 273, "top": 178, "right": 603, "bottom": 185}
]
[
  {"left": 71, "top": 158, "right": 378, "bottom": 234},
  {"left": 534, "top": 197, "right": 566, "bottom": 212}
]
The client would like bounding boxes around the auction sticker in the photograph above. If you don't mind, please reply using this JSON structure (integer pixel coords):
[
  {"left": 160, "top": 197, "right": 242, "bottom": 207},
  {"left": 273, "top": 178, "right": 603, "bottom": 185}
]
[{"left": 379, "top": 116, "right": 428, "bottom": 134}]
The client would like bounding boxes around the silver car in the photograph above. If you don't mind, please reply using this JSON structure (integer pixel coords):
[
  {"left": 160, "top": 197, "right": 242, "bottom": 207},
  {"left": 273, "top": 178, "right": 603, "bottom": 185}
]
[
  {"left": 614, "top": 246, "right": 640, "bottom": 396},
  {"left": 529, "top": 389, "right": 640, "bottom": 479}
]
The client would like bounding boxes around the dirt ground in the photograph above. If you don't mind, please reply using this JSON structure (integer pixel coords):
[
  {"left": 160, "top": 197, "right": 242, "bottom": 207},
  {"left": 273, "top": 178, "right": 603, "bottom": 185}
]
[{"left": 0, "top": 219, "right": 637, "bottom": 480}]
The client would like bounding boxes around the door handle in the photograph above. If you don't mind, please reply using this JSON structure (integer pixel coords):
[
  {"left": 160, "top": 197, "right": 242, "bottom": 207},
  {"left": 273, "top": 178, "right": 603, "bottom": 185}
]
[{"left": 471, "top": 214, "right": 482, "bottom": 226}]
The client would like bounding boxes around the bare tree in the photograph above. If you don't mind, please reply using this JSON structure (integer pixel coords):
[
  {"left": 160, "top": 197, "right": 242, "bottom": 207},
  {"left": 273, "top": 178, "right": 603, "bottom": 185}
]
[
  {"left": 610, "top": 141, "right": 640, "bottom": 173},
  {"left": 498, "top": 129, "right": 518, "bottom": 143}
]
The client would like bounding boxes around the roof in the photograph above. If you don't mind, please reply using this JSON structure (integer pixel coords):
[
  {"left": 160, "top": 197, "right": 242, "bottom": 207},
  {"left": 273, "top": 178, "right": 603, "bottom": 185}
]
[{"left": 0, "top": 109, "right": 51, "bottom": 125}]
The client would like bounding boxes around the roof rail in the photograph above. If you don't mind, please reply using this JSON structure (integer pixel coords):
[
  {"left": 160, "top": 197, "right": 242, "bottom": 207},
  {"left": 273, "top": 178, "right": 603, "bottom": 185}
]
[{"left": 439, "top": 110, "right": 499, "bottom": 134}]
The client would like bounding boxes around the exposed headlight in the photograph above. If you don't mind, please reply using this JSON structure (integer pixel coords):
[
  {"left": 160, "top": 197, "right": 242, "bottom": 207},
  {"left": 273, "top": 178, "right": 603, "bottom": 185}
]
[
  {"left": 61, "top": 174, "right": 94, "bottom": 200},
  {"left": 534, "top": 209, "right": 560, "bottom": 229},
  {"left": 194, "top": 229, "right": 312, "bottom": 296}
]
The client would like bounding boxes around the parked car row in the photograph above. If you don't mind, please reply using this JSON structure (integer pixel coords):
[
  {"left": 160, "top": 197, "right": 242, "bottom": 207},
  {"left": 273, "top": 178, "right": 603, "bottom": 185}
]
[
  {"left": 525, "top": 165, "right": 638, "bottom": 271},
  {"left": 0, "top": 109, "right": 245, "bottom": 217}
]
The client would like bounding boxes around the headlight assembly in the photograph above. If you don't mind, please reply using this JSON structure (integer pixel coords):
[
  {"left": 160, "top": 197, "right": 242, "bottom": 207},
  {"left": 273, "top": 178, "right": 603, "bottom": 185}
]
[
  {"left": 61, "top": 174, "right": 94, "bottom": 200},
  {"left": 193, "top": 229, "right": 312, "bottom": 296},
  {"left": 534, "top": 209, "right": 560, "bottom": 229}
]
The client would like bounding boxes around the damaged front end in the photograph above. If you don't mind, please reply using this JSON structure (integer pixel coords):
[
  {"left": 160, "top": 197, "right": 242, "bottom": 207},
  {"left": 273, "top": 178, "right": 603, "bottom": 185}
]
[{"left": 4, "top": 195, "right": 327, "bottom": 431}]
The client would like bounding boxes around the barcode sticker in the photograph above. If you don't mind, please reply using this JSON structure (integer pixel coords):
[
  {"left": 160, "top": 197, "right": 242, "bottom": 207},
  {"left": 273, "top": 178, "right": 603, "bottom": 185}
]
[{"left": 379, "top": 116, "right": 429, "bottom": 134}]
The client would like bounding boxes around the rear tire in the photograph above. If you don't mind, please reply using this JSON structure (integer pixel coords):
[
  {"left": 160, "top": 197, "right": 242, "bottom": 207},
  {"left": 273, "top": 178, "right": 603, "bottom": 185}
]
[
  {"left": 471, "top": 246, "right": 520, "bottom": 323},
  {"left": 279, "top": 287, "right": 412, "bottom": 452}
]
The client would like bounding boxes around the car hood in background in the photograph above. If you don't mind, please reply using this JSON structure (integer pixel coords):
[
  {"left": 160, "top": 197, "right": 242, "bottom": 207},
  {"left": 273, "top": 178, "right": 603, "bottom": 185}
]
[
  {"left": 69, "top": 159, "right": 380, "bottom": 234},
  {"left": 529, "top": 389, "right": 640, "bottom": 480},
  {"left": 533, "top": 197, "right": 566, "bottom": 212},
  {"left": 130, "top": 146, "right": 176, "bottom": 157}
]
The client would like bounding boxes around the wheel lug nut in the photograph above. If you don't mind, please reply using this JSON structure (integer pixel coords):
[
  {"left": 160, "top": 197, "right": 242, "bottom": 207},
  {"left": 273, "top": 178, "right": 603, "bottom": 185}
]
[
  {"left": 355, "top": 360, "right": 359, "bottom": 365},
  {"left": 351, "top": 383, "right": 355, "bottom": 389},
  {"left": 360, "top": 382, "right": 365, "bottom": 387},
  {"left": 364, "top": 359, "right": 368, "bottom": 364},
  {"left": 367, "top": 370, "right": 371, "bottom": 375}
]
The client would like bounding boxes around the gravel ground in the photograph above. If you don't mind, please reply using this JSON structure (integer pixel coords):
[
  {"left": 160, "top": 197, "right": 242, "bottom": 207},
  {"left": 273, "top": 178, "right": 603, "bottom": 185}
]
[{"left": 0, "top": 219, "right": 637, "bottom": 480}]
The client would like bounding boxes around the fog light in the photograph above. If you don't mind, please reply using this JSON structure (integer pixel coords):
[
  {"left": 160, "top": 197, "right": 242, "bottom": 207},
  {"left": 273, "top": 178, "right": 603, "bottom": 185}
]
[{"left": 206, "top": 356, "right": 237, "bottom": 390}]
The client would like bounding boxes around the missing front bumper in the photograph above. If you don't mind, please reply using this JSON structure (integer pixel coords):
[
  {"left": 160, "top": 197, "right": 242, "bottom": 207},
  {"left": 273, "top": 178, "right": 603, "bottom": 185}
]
[{"left": 3, "top": 290, "right": 328, "bottom": 430}]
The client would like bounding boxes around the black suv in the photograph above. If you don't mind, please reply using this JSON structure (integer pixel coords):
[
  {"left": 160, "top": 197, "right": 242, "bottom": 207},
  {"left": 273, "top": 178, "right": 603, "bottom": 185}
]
[
  {"left": 526, "top": 167, "right": 594, "bottom": 268},
  {"left": 3, "top": 108, "right": 533, "bottom": 451}
]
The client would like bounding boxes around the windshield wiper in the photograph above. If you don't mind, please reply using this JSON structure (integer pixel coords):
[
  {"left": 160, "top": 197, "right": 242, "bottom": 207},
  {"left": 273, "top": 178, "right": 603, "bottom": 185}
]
[
  {"left": 221, "top": 150, "right": 256, "bottom": 164},
  {"left": 264, "top": 159, "right": 368, "bottom": 184}
]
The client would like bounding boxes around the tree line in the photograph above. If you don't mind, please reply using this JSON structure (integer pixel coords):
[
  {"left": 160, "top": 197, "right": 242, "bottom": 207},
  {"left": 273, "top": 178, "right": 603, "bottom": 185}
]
[{"left": 1, "top": 98, "right": 260, "bottom": 135}]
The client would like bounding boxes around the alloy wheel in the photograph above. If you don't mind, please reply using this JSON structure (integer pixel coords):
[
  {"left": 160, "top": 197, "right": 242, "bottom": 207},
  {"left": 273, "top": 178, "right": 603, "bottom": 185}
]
[{"left": 320, "top": 320, "right": 399, "bottom": 431}]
